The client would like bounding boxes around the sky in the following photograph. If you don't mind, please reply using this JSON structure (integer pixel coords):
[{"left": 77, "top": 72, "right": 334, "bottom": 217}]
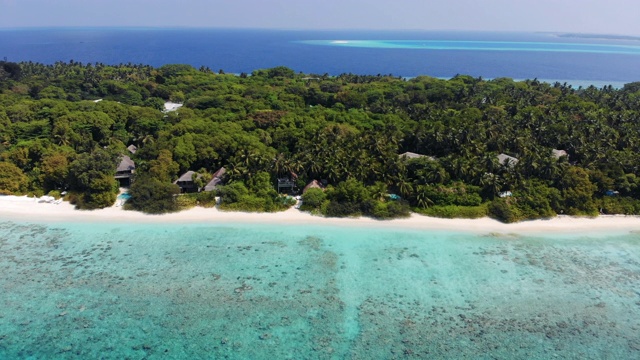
[{"left": 1, "top": 0, "right": 639, "bottom": 36}]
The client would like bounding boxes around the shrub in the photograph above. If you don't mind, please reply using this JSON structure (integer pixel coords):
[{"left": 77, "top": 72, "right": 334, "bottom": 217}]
[
  {"left": 416, "top": 204, "right": 489, "bottom": 219},
  {"left": 301, "top": 188, "right": 326, "bottom": 209},
  {"left": 84, "top": 191, "right": 117, "bottom": 210},
  {"left": 560, "top": 167, "right": 598, "bottom": 215},
  {"left": 220, "top": 195, "right": 267, "bottom": 212},
  {"left": 125, "top": 176, "right": 180, "bottom": 214},
  {"left": 176, "top": 194, "right": 198, "bottom": 210},
  {"left": 0, "top": 161, "right": 29, "bottom": 194},
  {"left": 413, "top": 182, "right": 482, "bottom": 207},
  {"left": 196, "top": 191, "right": 218, "bottom": 208},
  {"left": 362, "top": 199, "right": 387, "bottom": 219},
  {"left": 327, "top": 179, "right": 370, "bottom": 204},
  {"left": 363, "top": 200, "right": 411, "bottom": 219},
  {"left": 276, "top": 195, "right": 297, "bottom": 209},
  {"left": 67, "top": 150, "right": 119, "bottom": 210},
  {"left": 66, "top": 191, "right": 81, "bottom": 205},
  {"left": 386, "top": 201, "right": 411, "bottom": 218},
  {"left": 47, "top": 190, "right": 62, "bottom": 199},
  {"left": 598, "top": 196, "right": 640, "bottom": 215},
  {"left": 513, "top": 195, "right": 555, "bottom": 220},
  {"left": 325, "top": 201, "right": 361, "bottom": 217},
  {"left": 219, "top": 182, "right": 249, "bottom": 204},
  {"left": 488, "top": 198, "right": 521, "bottom": 223},
  {"left": 218, "top": 179, "right": 293, "bottom": 212}
]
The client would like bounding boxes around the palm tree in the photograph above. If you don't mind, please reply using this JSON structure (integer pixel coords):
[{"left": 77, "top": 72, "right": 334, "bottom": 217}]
[
  {"left": 227, "top": 158, "right": 249, "bottom": 181},
  {"left": 482, "top": 172, "right": 504, "bottom": 198},
  {"left": 305, "top": 154, "right": 322, "bottom": 178},
  {"left": 415, "top": 185, "right": 435, "bottom": 208},
  {"left": 396, "top": 175, "right": 414, "bottom": 198},
  {"left": 273, "top": 153, "right": 287, "bottom": 176},
  {"left": 482, "top": 153, "right": 500, "bottom": 174},
  {"left": 369, "top": 182, "right": 388, "bottom": 201},
  {"left": 53, "top": 131, "right": 70, "bottom": 147}
]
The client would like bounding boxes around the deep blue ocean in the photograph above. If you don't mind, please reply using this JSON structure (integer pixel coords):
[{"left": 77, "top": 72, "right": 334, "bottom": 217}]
[{"left": 1, "top": 28, "right": 640, "bottom": 87}]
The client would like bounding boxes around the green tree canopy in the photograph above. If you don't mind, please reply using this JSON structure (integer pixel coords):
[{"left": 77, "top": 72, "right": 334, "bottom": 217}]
[{"left": 0, "top": 161, "right": 29, "bottom": 194}]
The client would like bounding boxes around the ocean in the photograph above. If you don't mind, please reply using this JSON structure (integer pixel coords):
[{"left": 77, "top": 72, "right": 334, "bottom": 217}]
[
  {"left": 1, "top": 28, "right": 640, "bottom": 87},
  {"left": 1, "top": 220, "right": 639, "bottom": 359}
]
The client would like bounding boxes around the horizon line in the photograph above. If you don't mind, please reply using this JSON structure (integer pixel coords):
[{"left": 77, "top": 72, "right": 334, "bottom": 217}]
[{"left": 0, "top": 26, "right": 638, "bottom": 37}]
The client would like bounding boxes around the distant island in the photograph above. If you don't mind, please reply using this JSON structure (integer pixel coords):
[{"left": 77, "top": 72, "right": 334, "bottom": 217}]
[
  {"left": 553, "top": 32, "right": 640, "bottom": 41},
  {"left": 1, "top": 60, "right": 640, "bottom": 223}
]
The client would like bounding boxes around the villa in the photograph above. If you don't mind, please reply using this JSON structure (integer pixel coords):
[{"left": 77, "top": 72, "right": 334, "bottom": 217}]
[
  {"left": 552, "top": 149, "right": 568, "bottom": 160},
  {"left": 115, "top": 155, "right": 135, "bottom": 186},
  {"left": 204, "top": 167, "right": 227, "bottom": 192},
  {"left": 303, "top": 179, "right": 324, "bottom": 193},
  {"left": 277, "top": 177, "right": 297, "bottom": 194},
  {"left": 174, "top": 171, "right": 203, "bottom": 193},
  {"left": 497, "top": 153, "right": 519, "bottom": 168},
  {"left": 398, "top": 152, "right": 436, "bottom": 161}
]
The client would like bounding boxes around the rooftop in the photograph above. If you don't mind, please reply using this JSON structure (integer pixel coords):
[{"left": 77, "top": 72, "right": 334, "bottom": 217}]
[
  {"left": 116, "top": 155, "right": 135, "bottom": 173},
  {"left": 174, "top": 171, "right": 202, "bottom": 183},
  {"left": 398, "top": 152, "right": 436, "bottom": 161},
  {"left": 551, "top": 149, "right": 568, "bottom": 159},
  {"left": 497, "top": 153, "right": 519, "bottom": 167}
]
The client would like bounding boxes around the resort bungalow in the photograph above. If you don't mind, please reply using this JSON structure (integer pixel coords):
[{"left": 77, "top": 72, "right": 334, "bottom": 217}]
[
  {"left": 551, "top": 149, "right": 568, "bottom": 160},
  {"left": 163, "top": 102, "right": 183, "bottom": 112},
  {"left": 497, "top": 153, "right": 519, "bottom": 168},
  {"left": 115, "top": 155, "right": 135, "bottom": 186},
  {"left": 203, "top": 167, "right": 227, "bottom": 192},
  {"left": 303, "top": 179, "right": 324, "bottom": 194},
  {"left": 398, "top": 152, "right": 436, "bottom": 161},
  {"left": 174, "top": 171, "right": 203, "bottom": 193},
  {"left": 277, "top": 178, "right": 297, "bottom": 194}
]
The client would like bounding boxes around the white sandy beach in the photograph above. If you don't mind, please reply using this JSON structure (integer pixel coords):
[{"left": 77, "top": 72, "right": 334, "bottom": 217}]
[{"left": 1, "top": 195, "right": 640, "bottom": 235}]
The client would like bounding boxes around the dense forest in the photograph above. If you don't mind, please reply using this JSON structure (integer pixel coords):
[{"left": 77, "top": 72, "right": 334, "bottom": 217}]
[{"left": 1, "top": 60, "right": 640, "bottom": 222}]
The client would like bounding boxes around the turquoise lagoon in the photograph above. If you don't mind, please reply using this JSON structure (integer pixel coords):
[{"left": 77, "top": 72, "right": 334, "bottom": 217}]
[
  {"left": 1, "top": 220, "right": 639, "bottom": 359},
  {"left": 299, "top": 39, "right": 640, "bottom": 55}
]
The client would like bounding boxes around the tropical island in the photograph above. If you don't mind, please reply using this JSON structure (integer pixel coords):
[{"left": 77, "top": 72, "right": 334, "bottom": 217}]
[
  {"left": 1, "top": 60, "right": 640, "bottom": 223},
  {"left": 554, "top": 32, "right": 640, "bottom": 41}
]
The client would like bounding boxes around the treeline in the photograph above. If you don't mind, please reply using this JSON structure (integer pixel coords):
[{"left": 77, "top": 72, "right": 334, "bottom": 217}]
[{"left": 1, "top": 61, "right": 640, "bottom": 221}]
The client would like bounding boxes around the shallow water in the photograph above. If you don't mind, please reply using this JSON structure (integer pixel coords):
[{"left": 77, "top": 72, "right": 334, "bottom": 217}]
[
  {"left": 1, "top": 220, "right": 639, "bottom": 359},
  {"left": 300, "top": 39, "right": 640, "bottom": 55}
]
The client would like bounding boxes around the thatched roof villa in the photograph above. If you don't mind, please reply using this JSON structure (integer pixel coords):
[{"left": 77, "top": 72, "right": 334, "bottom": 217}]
[
  {"left": 398, "top": 152, "right": 436, "bottom": 161},
  {"left": 204, "top": 167, "right": 227, "bottom": 192},
  {"left": 115, "top": 155, "right": 135, "bottom": 186},
  {"left": 497, "top": 153, "right": 519, "bottom": 168},
  {"left": 174, "top": 171, "right": 203, "bottom": 193},
  {"left": 303, "top": 179, "right": 324, "bottom": 194},
  {"left": 551, "top": 149, "right": 568, "bottom": 160}
]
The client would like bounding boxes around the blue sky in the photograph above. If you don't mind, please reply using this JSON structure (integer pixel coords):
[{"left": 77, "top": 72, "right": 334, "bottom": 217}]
[{"left": 1, "top": 0, "right": 639, "bottom": 35}]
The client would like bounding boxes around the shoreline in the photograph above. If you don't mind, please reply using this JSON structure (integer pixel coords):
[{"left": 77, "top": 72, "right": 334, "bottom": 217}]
[{"left": 2, "top": 195, "right": 640, "bottom": 235}]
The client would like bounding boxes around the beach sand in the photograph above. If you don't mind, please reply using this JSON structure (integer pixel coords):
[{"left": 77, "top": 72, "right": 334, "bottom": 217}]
[{"left": 1, "top": 195, "right": 639, "bottom": 234}]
